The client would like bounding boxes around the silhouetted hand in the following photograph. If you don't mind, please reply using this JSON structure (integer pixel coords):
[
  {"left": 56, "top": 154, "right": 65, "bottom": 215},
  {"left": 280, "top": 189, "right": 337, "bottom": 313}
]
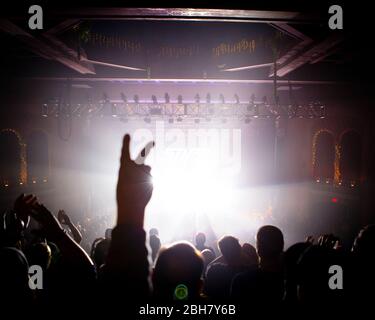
[
  {"left": 116, "top": 134, "right": 154, "bottom": 227},
  {"left": 305, "top": 236, "right": 314, "bottom": 244},
  {"left": 58, "top": 210, "right": 71, "bottom": 225},
  {"left": 31, "top": 202, "right": 65, "bottom": 241},
  {"left": 13, "top": 194, "right": 37, "bottom": 228},
  {"left": 317, "top": 234, "right": 338, "bottom": 249}
]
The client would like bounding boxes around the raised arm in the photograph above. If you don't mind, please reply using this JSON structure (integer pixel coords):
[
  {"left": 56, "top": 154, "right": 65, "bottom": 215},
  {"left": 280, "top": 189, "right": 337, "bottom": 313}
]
[
  {"left": 58, "top": 210, "right": 83, "bottom": 244},
  {"left": 102, "top": 134, "right": 154, "bottom": 300}
]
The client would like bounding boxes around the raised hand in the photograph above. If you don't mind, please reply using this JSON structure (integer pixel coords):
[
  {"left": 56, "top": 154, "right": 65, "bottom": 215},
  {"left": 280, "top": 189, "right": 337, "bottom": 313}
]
[
  {"left": 116, "top": 134, "right": 154, "bottom": 227},
  {"left": 58, "top": 209, "right": 82, "bottom": 244},
  {"left": 58, "top": 210, "right": 71, "bottom": 225},
  {"left": 31, "top": 202, "right": 65, "bottom": 241},
  {"left": 13, "top": 194, "right": 37, "bottom": 228},
  {"left": 317, "top": 234, "right": 338, "bottom": 249}
]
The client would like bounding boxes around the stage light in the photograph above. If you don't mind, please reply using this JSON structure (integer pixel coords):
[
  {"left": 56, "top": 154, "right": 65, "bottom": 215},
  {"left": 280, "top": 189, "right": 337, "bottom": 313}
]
[
  {"left": 134, "top": 94, "right": 139, "bottom": 104},
  {"left": 320, "top": 106, "right": 326, "bottom": 119},
  {"left": 168, "top": 118, "right": 174, "bottom": 124},
  {"left": 195, "top": 94, "right": 200, "bottom": 104},
  {"left": 177, "top": 116, "right": 183, "bottom": 122},
  {"left": 111, "top": 103, "right": 117, "bottom": 117},
  {"left": 19, "top": 182, "right": 23, "bottom": 185},
  {"left": 165, "top": 93, "right": 170, "bottom": 104},
  {"left": 152, "top": 95, "right": 158, "bottom": 104},
  {"left": 194, "top": 118, "right": 200, "bottom": 124},
  {"left": 316, "top": 178, "right": 320, "bottom": 183},
  {"left": 4, "top": 183, "right": 9, "bottom": 187},
  {"left": 350, "top": 181, "right": 356, "bottom": 187},
  {"left": 121, "top": 92, "right": 127, "bottom": 103},
  {"left": 326, "top": 179, "right": 330, "bottom": 184},
  {"left": 253, "top": 105, "right": 260, "bottom": 118},
  {"left": 206, "top": 93, "right": 211, "bottom": 104},
  {"left": 32, "top": 180, "right": 36, "bottom": 184},
  {"left": 245, "top": 117, "right": 251, "bottom": 124},
  {"left": 234, "top": 94, "right": 240, "bottom": 104},
  {"left": 219, "top": 94, "right": 225, "bottom": 104},
  {"left": 178, "top": 95, "right": 183, "bottom": 104},
  {"left": 144, "top": 117, "right": 151, "bottom": 123},
  {"left": 43, "top": 179, "right": 48, "bottom": 183},
  {"left": 250, "top": 94, "right": 256, "bottom": 104},
  {"left": 42, "top": 103, "right": 48, "bottom": 117}
]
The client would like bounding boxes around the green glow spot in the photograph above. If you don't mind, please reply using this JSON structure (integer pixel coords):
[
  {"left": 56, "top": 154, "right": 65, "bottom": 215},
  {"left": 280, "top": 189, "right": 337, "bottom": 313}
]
[{"left": 174, "top": 284, "right": 188, "bottom": 300}]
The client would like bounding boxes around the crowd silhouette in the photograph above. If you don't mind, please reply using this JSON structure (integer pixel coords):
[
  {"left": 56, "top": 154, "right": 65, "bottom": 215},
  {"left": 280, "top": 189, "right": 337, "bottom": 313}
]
[{"left": 0, "top": 134, "right": 374, "bottom": 316}]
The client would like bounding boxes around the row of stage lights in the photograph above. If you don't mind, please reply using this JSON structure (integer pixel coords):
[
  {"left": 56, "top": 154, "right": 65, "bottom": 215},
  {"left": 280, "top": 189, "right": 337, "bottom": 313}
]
[
  {"left": 315, "top": 178, "right": 357, "bottom": 188},
  {"left": 2, "top": 179, "right": 48, "bottom": 188},
  {"left": 2, "top": 178, "right": 358, "bottom": 189},
  {"left": 42, "top": 93, "right": 326, "bottom": 122}
]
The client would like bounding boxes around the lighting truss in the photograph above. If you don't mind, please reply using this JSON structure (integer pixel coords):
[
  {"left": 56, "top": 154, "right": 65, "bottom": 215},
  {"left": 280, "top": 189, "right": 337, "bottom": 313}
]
[{"left": 41, "top": 98, "right": 326, "bottom": 121}]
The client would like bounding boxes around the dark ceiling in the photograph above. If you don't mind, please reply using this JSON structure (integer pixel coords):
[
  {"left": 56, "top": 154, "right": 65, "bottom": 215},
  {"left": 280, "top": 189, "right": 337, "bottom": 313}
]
[{"left": 0, "top": 2, "right": 371, "bottom": 89}]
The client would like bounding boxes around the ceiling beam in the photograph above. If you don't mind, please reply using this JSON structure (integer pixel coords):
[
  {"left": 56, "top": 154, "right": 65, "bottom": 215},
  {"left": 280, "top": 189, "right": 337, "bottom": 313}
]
[
  {"left": 270, "top": 33, "right": 345, "bottom": 77},
  {"left": 27, "top": 77, "right": 344, "bottom": 85},
  {"left": 44, "top": 19, "right": 81, "bottom": 35},
  {"left": 47, "top": 8, "right": 321, "bottom": 24},
  {"left": 0, "top": 19, "right": 95, "bottom": 74}
]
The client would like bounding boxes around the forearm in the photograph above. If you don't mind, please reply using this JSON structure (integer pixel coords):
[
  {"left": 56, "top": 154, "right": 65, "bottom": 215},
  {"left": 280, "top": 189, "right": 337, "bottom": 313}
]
[
  {"left": 104, "top": 222, "right": 150, "bottom": 297},
  {"left": 52, "top": 229, "right": 93, "bottom": 269},
  {"left": 67, "top": 221, "right": 82, "bottom": 244}
]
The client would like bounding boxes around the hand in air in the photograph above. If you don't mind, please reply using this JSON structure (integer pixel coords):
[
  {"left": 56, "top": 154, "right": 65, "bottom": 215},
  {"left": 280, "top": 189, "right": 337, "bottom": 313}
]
[
  {"left": 58, "top": 210, "right": 71, "bottom": 225},
  {"left": 116, "top": 134, "right": 154, "bottom": 227}
]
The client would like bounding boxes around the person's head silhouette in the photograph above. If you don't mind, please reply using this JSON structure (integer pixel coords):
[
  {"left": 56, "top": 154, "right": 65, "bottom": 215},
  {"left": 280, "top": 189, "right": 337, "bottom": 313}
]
[{"left": 153, "top": 241, "right": 203, "bottom": 301}]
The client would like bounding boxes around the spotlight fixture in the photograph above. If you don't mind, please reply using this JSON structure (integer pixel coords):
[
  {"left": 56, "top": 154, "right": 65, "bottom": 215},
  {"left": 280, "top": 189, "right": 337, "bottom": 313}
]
[
  {"left": 195, "top": 94, "right": 200, "bottom": 104},
  {"left": 245, "top": 117, "right": 251, "bottom": 124},
  {"left": 103, "top": 93, "right": 109, "bottom": 103},
  {"left": 177, "top": 116, "right": 183, "bottom": 122},
  {"left": 320, "top": 106, "right": 326, "bottom": 119},
  {"left": 253, "top": 105, "right": 260, "bottom": 118},
  {"left": 121, "top": 92, "right": 127, "bottom": 103},
  {"left": 152, "top": 95, "right": 158, "bottom": 104},
  {"left": 168, "top": 118, "right": 174, "bottom": 124},
  {"left": 134, "top": 94, "right": 139, "bottom": 104},
  {"left": 250, "top": 94, "right": 256, "bottom": 105},
  {"left": 144, "top": 117, "right": 151, "bottom": 123},
  {"left": 206, "top": 93, "right": 211, "bottom": 104},
  {"left": 219, "top": 94, "right": 225, "bottom": 104},
  {"left": 234, "top": 94, "right": 240, "bottom": 104},
  {"left": 111, "top": 103, "right": 117, "bottom": 117},
  {"left": 178, "top": 95, "right": 183, "bottom": 104},
  {"left": 262, "top": 96, "right": 268, "bottom": 105},
  {"left": 42, "top": 103, "right": 48, "bottom": 117},
  {"left": 165, "top": 93, "right": 170, "bottom": 104}
]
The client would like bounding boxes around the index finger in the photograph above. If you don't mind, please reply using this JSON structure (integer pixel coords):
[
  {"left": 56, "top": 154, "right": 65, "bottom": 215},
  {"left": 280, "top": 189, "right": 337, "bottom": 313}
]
[{"left": 120, "top": 134, "right": 132, "bottom": 164}]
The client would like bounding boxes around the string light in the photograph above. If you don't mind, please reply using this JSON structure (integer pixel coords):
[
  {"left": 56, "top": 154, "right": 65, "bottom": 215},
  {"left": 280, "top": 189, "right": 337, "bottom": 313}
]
[
  {"left": 0, "top": 129, "right": 27, "bottom": 185},
  {"left": 312, "top": 129, "right": 340, "bottom": 185}
]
